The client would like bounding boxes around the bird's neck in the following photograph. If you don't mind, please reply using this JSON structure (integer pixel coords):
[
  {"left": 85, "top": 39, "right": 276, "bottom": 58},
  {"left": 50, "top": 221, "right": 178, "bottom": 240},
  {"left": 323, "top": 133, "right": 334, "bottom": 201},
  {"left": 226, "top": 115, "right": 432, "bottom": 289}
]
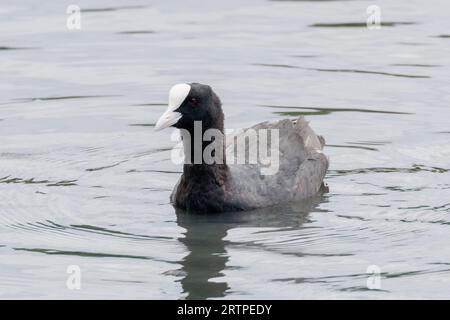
[
  {"left": 179, "top": 120, "right": 229, "bottom": 193},
  {"left": 182, "top": 162, "right": 229, "bottom": 186},
  {"left": 179, "top": 122, "right": 228, "bottom": 191},
  {"left": 181, "top": 120, "right": 227, "bottom": 166}
]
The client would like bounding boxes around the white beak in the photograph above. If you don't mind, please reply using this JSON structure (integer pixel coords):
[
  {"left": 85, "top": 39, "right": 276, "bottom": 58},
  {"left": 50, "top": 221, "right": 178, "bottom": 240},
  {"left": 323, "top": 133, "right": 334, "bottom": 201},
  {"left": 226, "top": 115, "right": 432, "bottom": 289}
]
[
  {"left": 155, "top": 107, "right": 181, "bottom": 131},
  {"left": 154, "top": 108, "right": 182, "bottom": 131},
  {"left": 154, "top": 83, "right": 191, "bottom": 131}
]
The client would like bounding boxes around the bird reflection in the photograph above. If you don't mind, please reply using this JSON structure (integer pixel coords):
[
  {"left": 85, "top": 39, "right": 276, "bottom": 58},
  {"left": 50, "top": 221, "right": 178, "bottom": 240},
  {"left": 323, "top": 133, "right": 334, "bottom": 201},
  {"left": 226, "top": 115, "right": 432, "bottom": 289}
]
[
  {"left": 176, "top": 213, "right": 230, "bottom": 299},
  {"left": 175, "top": 192, "right": 328, "bottom": 299}
]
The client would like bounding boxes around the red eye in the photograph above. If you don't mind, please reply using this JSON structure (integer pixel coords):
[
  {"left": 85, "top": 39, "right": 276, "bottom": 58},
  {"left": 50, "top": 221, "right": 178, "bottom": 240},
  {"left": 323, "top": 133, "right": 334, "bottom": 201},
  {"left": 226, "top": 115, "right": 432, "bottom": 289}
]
[{"left": 188, "top": 97, "right": 198, "bottom": 106}]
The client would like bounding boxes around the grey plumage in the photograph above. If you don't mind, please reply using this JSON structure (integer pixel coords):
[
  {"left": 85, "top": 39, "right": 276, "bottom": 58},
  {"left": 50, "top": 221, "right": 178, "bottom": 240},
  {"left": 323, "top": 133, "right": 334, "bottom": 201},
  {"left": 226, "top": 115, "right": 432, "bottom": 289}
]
[
  {"left": 170, "top": 116, "right": 328, "bottom": 210},
  {"left": 224, "top": 116, "right": 329, "bottom": 209}
]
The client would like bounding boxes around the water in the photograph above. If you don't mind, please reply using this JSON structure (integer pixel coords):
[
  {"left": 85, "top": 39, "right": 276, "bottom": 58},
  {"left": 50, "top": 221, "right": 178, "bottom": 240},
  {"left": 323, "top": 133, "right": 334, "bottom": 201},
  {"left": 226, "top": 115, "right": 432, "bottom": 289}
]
[{"left": 1, "top": 0, "right": 449, "bottom": 299}]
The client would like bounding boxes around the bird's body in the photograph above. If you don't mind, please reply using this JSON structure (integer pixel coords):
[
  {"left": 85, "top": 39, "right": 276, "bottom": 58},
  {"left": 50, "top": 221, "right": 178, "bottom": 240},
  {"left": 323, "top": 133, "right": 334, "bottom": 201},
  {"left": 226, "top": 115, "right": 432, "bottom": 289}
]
[
  {"left": 170, "top": 117, "right": 328, "bottom": 212},
  {"left": 155, "top": 83, "right": 328, "bottom": 213}
]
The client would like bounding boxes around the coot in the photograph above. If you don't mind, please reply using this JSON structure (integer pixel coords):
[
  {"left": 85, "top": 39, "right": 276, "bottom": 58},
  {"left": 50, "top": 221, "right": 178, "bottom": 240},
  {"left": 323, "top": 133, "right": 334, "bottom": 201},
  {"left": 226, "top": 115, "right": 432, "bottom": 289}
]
[{"left": 155, "top": 83, "right": 328, "bottom": 213}]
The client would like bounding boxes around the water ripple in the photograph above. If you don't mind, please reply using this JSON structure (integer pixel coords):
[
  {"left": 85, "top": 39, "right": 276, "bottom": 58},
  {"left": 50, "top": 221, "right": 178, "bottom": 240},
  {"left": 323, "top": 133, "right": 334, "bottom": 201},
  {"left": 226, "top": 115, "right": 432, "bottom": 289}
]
[
  {"left": 254, "top": 63, "right": 430, "bottom": 78},
  {"left": 309, "top": 22, "right": 416, "bottom": 28},
  {"left": 328, "top": 164, "right": 448, "bottom": 177},
  {"left": 81, "top": 5, "right": 146, "bottom": 13},
  {"left": 260, "top": 105, "right": 412, "bottom": 116}
]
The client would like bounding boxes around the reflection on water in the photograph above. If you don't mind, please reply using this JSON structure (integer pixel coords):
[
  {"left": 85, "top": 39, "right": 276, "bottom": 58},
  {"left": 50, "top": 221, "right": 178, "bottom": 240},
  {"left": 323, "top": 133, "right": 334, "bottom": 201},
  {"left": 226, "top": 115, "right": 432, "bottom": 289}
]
[
  {"left": 1, "top": 0, "right": 450, "bottom": 299},
  {"left": 176, "top": 195, "right": 325, "bottom": 299},
  {"left": 390, "top": 64, "right": 440, "bottom": 68},
  {"left": 14, "top": 95, "right": 120, "bottom": 103},
  {"left": 177, "top": 213, "right": 229, "bottom": 299},
  {"left": 14, "top": 247, "right": 150, "bottom": 260},
  {"left": 117, "top": 31, "right": 156, "bottom": 35},
  {"left": 309, "top": 22, "right": 416, "bottom": 28},
  {"left": 254, "top": 63, "right": 430, "bottom": 78},
  {"left": 0, "top": 46, "right": 37, "bottom": 50},
  {"left": 260, "top": 105, "right": 412, "bottom": 116},
  {"left": 81, "top": 5, "right": 147, "bottom": 13},
  {"left": 0, "top": 176, "right": 78, "bottom": 186}
]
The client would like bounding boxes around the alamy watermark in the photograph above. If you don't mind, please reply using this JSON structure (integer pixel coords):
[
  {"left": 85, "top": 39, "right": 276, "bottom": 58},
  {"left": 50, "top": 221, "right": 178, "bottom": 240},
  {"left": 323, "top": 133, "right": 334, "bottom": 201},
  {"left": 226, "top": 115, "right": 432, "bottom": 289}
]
[
  {"left": 366, "top": 5, "right": 381, "bottom": 29},
  {"left": 170, "top": 121, "right": 280, "bottom": 175},
  {"left": 66, "top": 265, "right": 81, "bottom": 290},
  {"left": 366, "top": 265, "right": 381, "bottom": 290},
  {"left": 66, "top": 5, "right": 81, "bottom": 30}
]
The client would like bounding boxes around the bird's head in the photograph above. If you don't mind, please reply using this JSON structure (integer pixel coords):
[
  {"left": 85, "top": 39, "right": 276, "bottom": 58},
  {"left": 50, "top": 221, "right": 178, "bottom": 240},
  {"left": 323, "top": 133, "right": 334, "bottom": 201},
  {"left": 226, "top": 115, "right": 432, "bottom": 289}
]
[{"left": 155, "top": 83, "right": 223, "bottom": 132}]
